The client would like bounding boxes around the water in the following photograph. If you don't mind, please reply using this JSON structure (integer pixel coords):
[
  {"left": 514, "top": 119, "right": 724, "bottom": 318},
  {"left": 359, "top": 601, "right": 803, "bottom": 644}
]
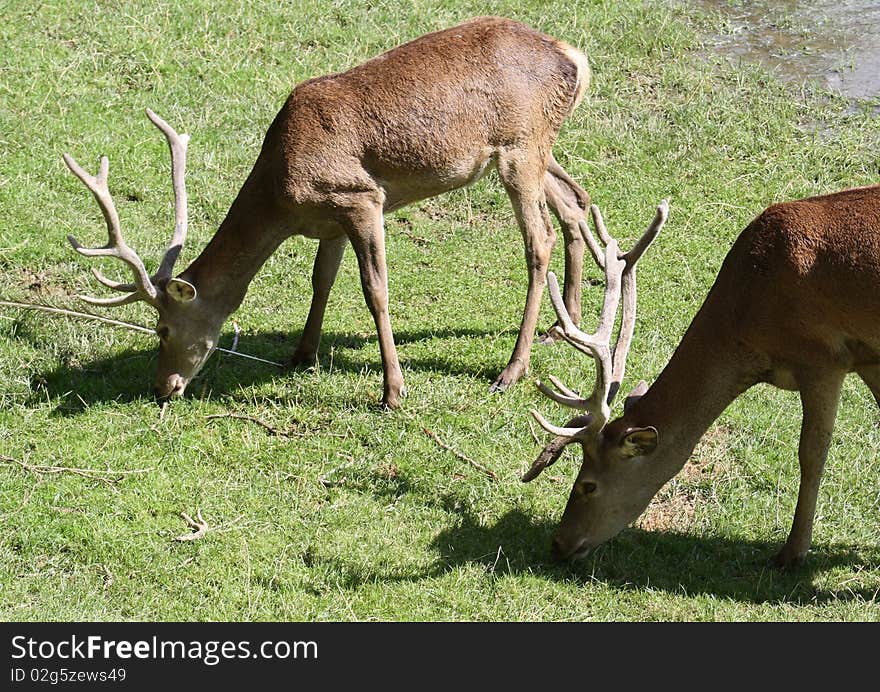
[{"left": 694, "top": 0, "right": 880, "bottom": 101}]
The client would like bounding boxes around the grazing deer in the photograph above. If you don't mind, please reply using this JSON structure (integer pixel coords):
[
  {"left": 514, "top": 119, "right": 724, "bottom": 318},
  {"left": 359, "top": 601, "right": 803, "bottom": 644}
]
[
  {"left": 62, "top": 16, "right": 593, "bottom": 408},
  {"left": 526, "top": 186, "right": 880, "bottom": 568}
]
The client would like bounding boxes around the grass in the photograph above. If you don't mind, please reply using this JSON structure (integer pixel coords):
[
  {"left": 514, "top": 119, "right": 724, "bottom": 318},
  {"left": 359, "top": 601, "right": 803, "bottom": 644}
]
[{"left": 1, "top": 0, "right": 879, "bottom": 621}]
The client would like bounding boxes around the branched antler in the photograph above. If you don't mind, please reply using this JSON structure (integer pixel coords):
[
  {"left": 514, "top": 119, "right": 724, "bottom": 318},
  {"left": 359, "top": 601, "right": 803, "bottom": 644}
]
[
  {"left": 64, "top": 109, "right": 190, "bottom": 307},
  {"left": 63, "top": 153, "right": 159, "bottom": 306},
  {"left": 523, "top": 200, "right": 668, "bottom": 482}
]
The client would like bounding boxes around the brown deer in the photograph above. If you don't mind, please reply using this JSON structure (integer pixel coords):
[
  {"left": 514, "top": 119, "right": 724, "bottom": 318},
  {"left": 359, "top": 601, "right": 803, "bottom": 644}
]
[
  {"left": 62, "top": 17, "right": 594, "bottom": 408},
  {"left": 525, "top": 186, "right": 880, "bottom": 568}
]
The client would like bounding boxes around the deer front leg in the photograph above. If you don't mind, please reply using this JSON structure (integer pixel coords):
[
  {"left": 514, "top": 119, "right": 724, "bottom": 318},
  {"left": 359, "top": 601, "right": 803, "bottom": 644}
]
[
  {"left": 344, "top": 203, "right": 406, "bottom": 409},
  {"left": 290, "top": 234, "right": 347, "bottom": 367},
  {"left": 773, "top": 369, "right": 845, "bottom": 568},
  {"left": 490, "top": 162, "right": 556, "bottom": 392}
]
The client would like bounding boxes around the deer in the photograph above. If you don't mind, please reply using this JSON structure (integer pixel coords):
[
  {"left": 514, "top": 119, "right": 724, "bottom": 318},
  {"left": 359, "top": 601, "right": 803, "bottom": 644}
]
[
  {"left": 61, "top": 16, "right": 595, "bottom": 409},
  {"left": 524, "top": 185, "right": 880, "bottom": 569}
]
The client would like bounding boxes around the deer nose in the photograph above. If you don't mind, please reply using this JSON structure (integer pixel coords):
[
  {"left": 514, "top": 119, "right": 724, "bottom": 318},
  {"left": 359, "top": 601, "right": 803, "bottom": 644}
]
[
  {"left": 551, "top": 536, "right": 568, "bottom": 562},
  {"left": 155, "top": 374, "right": 187, "bottom": 401}
]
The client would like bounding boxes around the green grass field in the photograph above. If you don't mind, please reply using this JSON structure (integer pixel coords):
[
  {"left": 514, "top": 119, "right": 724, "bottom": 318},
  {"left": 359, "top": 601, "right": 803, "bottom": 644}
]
[{"left": 1, "top": 0, "right": 879, "bottom": 621}]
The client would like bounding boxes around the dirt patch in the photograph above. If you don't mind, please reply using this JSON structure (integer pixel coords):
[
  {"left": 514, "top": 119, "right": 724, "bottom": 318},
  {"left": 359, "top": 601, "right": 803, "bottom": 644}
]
[
  {"left": 636, "top": 424, "right": 734, "bottom": 532},
  {"left": 689, "top": 423, "right": 734, "bottom": 478},
  {"left": 18, "top": 269, "right": 74, "bottom": 299},
  {"left": 374, "top": 462, "right": 400, "bottom": 480},
  {"left": 637, "top": 488, "right": 697, "bottom": 533}
]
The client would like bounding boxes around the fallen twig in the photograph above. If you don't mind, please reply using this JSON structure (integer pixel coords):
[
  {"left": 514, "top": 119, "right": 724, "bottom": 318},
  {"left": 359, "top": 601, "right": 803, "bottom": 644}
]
[
  {"left": 174, "top": 509, "right": 209, "bottom": 542},
  {"left": 527, "top": 418, "right": 541, "bottom": 446},
  {"left": 422, "top": 427, "right": 498, "bottom": 481},
  {"left": 205, "top": 413, "right": 303, "bottom": 438},
  {"left": 0, "top": 454, "right": 152, "bottom": 485}
]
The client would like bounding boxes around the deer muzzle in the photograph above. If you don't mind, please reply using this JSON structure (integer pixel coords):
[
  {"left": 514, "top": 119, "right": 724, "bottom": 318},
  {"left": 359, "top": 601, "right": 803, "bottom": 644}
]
[
  {"left": 551, "top": 535, "right": 594, "bottom": 562},
  {"left": 155, "top": 373, "right": 188, "bottom": 401}
]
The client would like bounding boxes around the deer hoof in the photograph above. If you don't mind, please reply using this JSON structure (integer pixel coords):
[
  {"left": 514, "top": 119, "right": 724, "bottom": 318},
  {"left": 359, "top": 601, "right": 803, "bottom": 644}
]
[
  {"left": 381, "top": 385, "right": 406, "bottom": 409},
  {"left": 490, "top": 360, "right": 527, "bottom": 393},
  {"left": 488, "top": 378, "right": 511, "bottom": 394},
  {"left": 769, "top": 545, "right": 807, "bottom": 570},
  {"left": 287, "top": 351, "right": 318, "bottom": 370}
]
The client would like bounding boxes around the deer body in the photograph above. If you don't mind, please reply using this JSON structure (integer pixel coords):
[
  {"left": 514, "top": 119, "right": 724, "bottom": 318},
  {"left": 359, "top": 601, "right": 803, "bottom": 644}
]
[
  {"left": 528, "top": 186, "right": 880, "bottom": 568},
  {"left": 65, "top": 17, "right": 593, "bottom": 407}
]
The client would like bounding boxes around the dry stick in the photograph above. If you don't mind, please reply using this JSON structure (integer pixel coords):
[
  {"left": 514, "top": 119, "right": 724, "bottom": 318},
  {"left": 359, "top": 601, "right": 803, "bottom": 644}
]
[
  {"left": 526, "top": 418, "right": 541, "bottom": 446},
  {"left": 0, "top": 454, "right": 152, "bottom": 485},
  {"left": 0, "top": 300, "right": 284, "bottom": 367},
  {"left": 174, "top": 509, "right": 209, "bottom": 542},
  {"left": 204, "top": 413, "right": 303, "bottom": 438},
  {"left": 422, "top": 427, "right": 498, "bottom": 481}
]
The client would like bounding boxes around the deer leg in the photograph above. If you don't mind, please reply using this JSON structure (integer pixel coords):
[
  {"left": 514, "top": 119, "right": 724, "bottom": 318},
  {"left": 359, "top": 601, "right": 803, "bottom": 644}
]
[
  {"left": 490, "top": 158, "right": 556, "bottom": 392},
  {"left": 855, "top": 364, "right": 880, "bottom": 410},
  {"left": 541, "top": 156, "right": 589, "bottom": 344},
  {"left": 289, "top": 234, "right": 347, "bottom": 367},
  {"left": 343, "top": 203, "right": 405, "bottom": 409},
  {"left": 772, "top": 369, "right": 845, "bottom": 568}
]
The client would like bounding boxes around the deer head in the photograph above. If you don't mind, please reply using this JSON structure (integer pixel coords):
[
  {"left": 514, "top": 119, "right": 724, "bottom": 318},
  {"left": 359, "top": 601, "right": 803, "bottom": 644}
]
[
  {"left": 63, "top": 109, "right": 220, "bottom": 399},
  {"left": 523, "top": 200, "right": 668, "bottom": 560}
]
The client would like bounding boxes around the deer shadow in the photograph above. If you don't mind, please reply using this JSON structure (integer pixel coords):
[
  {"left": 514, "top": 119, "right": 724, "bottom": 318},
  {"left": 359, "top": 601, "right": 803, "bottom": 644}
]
[
  {"left": 425, "top": 507, "right": 880, "bottom": 606},
  {"left": 308, "top": 497, "right": 880, "bottom": 608},
  {"left": 26, "top": 326, "right": 510, "bottom": 414}
]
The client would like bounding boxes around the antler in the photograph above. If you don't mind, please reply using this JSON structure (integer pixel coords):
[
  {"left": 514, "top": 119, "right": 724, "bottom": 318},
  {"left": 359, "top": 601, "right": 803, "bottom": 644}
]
[
  {"left": 523, "top": 200, "right": 668, "bottom": 481},
  {"left": 146, "top": 108, "right": 190, "bottom": 282},
  {"left": 64, "top": 109, "right": 190, "bottom": 306}
]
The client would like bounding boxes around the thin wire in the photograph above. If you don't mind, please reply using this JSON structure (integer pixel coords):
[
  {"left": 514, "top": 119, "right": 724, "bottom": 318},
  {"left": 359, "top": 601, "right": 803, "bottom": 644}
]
[
  {"left": 0, "top": 300, "right": 155, "bottom": 334},
  {"left": 0, "top": 299, "right": 284, "bottom": 367}
]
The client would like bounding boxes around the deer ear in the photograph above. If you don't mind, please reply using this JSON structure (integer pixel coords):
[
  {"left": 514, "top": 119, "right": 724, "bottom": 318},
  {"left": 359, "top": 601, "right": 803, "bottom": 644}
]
[
  {"left": 619, "top": 426, "right": 658, "bottom": 458},
  {"left": 166, "top": 277, "right": 197, "bottom": 303},
  {"left": 623, "top": 380, "right": 649, "bottom": 413}
]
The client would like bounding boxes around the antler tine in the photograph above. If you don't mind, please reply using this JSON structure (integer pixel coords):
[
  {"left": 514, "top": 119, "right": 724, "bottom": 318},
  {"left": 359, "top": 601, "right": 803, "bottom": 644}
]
[
  {"left": 622, "top": 199, "right": 668, "bottom": 266},
  {"left": 548, "top": 374, "right": 579, "bottom": 398},
  {"left": 610, "top": 200, "right": 669, "bottom": 396},
  {"left": 521, "top": 435, "right": 570, "bottom": 482},
  {"left": 522, "top": 412, "right": 595, "bottom": 482},
  {"left": 577, "top": 218, "right": 605, "bottom": 269},
  {"left": 530, "top": 409, "right": 594, "bottom": 439},
  {"left": 590, "top": 203, "right": 613, "bottom": 246},
  {"left": 90, "top": 267, "right": 137, "bottom": 292},
  {"left": 536, "top": 379, "right": 591, "bottom": 409},
  {"left": 146, "top": 108, "right": 190, "bottom": 282},
  {"left": 63, "top": 152, "right": 158, "bottom": 304}
]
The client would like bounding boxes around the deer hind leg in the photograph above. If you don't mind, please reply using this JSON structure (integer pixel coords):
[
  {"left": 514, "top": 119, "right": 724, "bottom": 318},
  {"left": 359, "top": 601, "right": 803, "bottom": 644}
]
[
  {"left": 490, "top": 153, "right": 556, "bottom": 393},
  {"left": 342, "top": 201, "right": 405, "bottom": 409},
  {"left": 773, "top": 369, "right": 845, "bottom": 568},
  {"left": 289, "top": 234, "right": 347, "bottom": 367},
  {"left": 855, "top": 364, "right": 880, "bottom": 410},
  {"left": 540, "top": 155, "right": 590, "bottom": 344}
]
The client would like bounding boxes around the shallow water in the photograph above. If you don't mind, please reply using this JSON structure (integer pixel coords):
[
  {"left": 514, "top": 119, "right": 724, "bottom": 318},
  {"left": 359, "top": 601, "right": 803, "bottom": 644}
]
[{"left": 695, "top": 0, "right": 880, "bottom": 101}]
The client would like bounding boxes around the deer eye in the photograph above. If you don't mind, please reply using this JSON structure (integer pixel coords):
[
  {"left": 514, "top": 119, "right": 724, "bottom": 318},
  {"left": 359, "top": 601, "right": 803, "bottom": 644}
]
[
  {"left": 579, "top": 481, "right": 597, "bottom": 494},
  {"left": 156, "top": 326, "right": 170, "bottom": 340}
]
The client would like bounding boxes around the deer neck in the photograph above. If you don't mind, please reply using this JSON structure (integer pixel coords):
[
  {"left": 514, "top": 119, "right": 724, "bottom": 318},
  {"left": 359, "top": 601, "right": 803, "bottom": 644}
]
[
  {"left": 621, "top": 296, "right": 758, "bottom": 483},
  {"left": 179, "top": 166, "right": 287, "bottom": 316}
]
